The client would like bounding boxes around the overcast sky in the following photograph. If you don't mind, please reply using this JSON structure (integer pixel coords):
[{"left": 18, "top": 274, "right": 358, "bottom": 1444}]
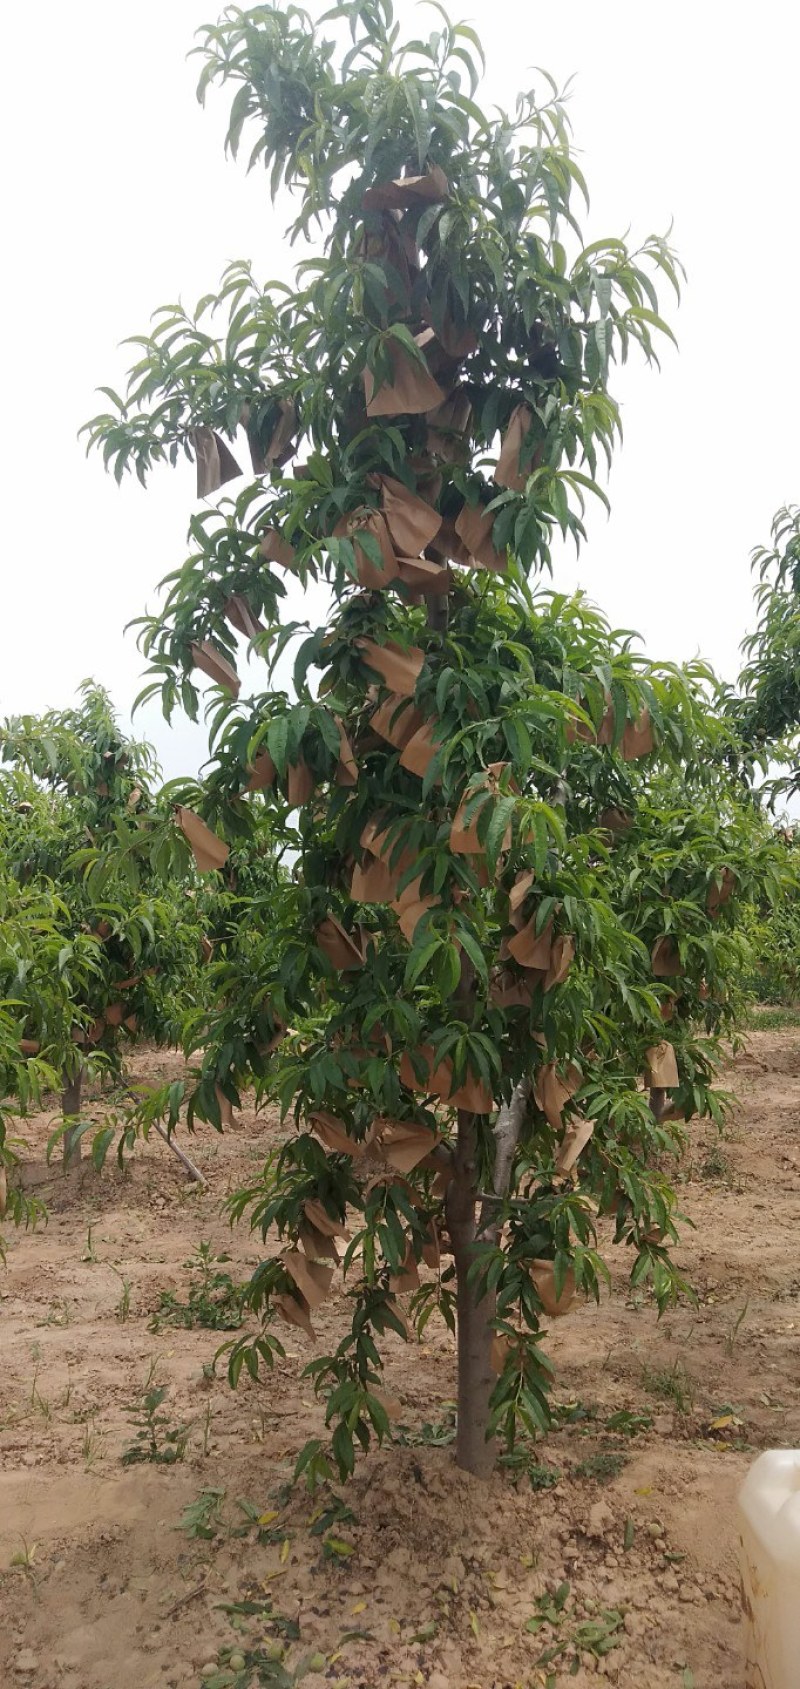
[{"left": 2, "top": 1, "right": 797, "bottom": 779}]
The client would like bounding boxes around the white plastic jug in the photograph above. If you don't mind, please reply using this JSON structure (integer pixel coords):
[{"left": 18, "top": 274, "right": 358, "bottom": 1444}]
[{"left": 737, "top": 1449, "right": 800, "bottom": 1689}]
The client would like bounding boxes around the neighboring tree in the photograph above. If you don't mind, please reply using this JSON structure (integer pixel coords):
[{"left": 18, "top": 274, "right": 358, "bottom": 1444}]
[
  {"left": 86, "top": 3, "right": 770, "bottom": 1478},
  {"left": 0, "top": 869, "right": 98, "bottom": 1250},
  {"left": 738, "top": 504, "right": 800, "bottom": 801},
  {"left": 602, "top": 768, "right": 789, "bottom": 1123},
  {"left": 0, "top": 684, "right": 203, "bottom": 1166}
]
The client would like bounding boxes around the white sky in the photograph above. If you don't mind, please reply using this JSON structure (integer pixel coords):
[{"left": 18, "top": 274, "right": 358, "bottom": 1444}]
[{"left": 2, "top": 0, "right": 797, "bottom": 779}]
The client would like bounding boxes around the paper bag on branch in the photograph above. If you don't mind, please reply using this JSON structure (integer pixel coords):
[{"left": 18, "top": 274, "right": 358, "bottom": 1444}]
[
  {"left": 310, "top": 1110, "right": 363, "bottom": 1156},
  {"left": 427, "top": 315, "right": 478, "bottom": 361},
  {"left": 251, "top": 397, "right": 297, "bottom": 471},
  {"left": 534, "top": 1061, "right": 581, "bottom": 1131},
  {"left": 360, "top": 818, "right": 417, "bottom": 875},
  {"left": 214, "top": 1083, "right": 235, "bottom": 1128},
  {"left": 363, "top": 164, "right": 449, "bottom": 212},
  {"left": 598, "top": 807, "right": 633, "bottom": 838},
  {"left": 103, "top": 1003, "right": 124, "bottom": 1027},
  {"left": 357, "top": 638, "right": 425, "bottom": 696},
  {"left": 508, "top": 915, "right": 554, "bottom": 971},
  {"left": 286, "top": 760, "right": 315, "bottom": 806},
  {"left": 335, "top": 508, "right": 398, "bottom": 590},
  {"left": 450, "top": 765, "right": 515, "bottom": 855},
  {"left": 364, "top": 340, "right": 445, "bottom": 417},
  {"left": 298, "top": 1221, "right": 340, "bottom": 1264},
  {"left": 245, "top": 749, "right": 277, "bottom": 792},
  {"left": 454, "top": 502, "right": 507, "bottom": 572},
  {"left": 274, "top": 1290, "right": 316, "bottom": 1340},
  {"left": 494, "top": 403, "right": 535, "bottom": 492},
  {"left": 316, "top": 915, "right": 367, "bottom": 971},
  {"left": 491, "top": 1334, "right": 512, "bottom": 1374},
  {"left": 398, "top": 718, "right": 442, "bottom": 778},
  {"left": 427, "top": 513, "right": 473, "bottom": 567},
  {"left": 176, "top": 806, "right": 229, "bottom": 873},
  {"left": 193, "top": 425, "right": 242, "bottom": 497},
  {"left": 190, "top": 640, "right": 240, "bottom": 698},
  {"left": 530, "top": 1258, "right": 577, "bottom": 1318},
  {"left": 370, "top": 693, "right": 424, "bottom": 748},
  {"left": 651, "top": 935, "right": 681, "bottom": 977},
  {"left": 399, "top": 1046, "right": 493, "bottom": 1114},
  {"left": 389, "top": 1246, "right": 421, "bottom": 1295},
  {"left": 394, "top": 892, "right": 439, "bottom": 945},
  {"left": 644, "top": 1040, "right": 679, "bottom": 1088},
  {"left": 420, "top": 1219, "right": 441, "bottom": 1270},
  {"left": 224, "top": 594, "right": 264, "bottom": 641},
  {"left": 350, "top": 855, "right": 398, "bottom": 903},
  {"left": 426, "top": 387, "right": 472, "bottom": 462},
  {"left": 381, "top": 1120, "right": 439, "bottom": 1174},
  {"left": 544, "top": 934, "right": 575, "bottom": 991},
  {"left": 707, "top": 867, "right": 735, "bottom": 916},
  {"left": 260, "top": 527, "right": 297, "bottom": 569},
  {"left": 303, "top": 1199, "right": 350, "bottom": 1241},
  {"left": 335, "top": 719, "right": 358, "bottom": 787},
  {"left": 283, "top": 1250, "right": 333, "bottom": 1310},
  {"left": 396, "top": 556, "right": 452, "bottom": 594},
  {"left": 555, "top": 1118, "right": 595, "bottom": 1176},
  {"left": 508, "top": 869, "right": 536, "bottom": 921},
  {"left": 621, "top": 707, "right": 654, "bottom": 760},
  {"left": 489, "top": 969, "right": 538, "bottom": 1008},
  {"left": 375, "top": 474, "right": 443, "bottom": 554}
]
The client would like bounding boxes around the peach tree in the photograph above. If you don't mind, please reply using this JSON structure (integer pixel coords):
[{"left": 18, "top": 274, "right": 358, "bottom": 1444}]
[
  {"left": 0, "top": 685, "right": 204, "bottom": 1167},
  {"left": 84, "top": 1, "right": 762, "bottom": 1477}
]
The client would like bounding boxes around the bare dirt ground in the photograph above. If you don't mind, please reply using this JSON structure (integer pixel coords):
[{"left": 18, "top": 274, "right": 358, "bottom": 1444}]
[{"left": 2, "top": 1027, "right": 799, "bottom": 1689}]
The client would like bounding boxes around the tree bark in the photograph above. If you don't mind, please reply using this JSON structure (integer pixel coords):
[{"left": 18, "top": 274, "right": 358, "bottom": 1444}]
[
  {"left": 649, "top": 1086, "right": 668, "bottom": 1124},
  {"left": 62, "top": 1067, "right": 84, "bottom": 1170},
  {"left": 448, "top": 1107, "right": 497, "bottom": 1479}
]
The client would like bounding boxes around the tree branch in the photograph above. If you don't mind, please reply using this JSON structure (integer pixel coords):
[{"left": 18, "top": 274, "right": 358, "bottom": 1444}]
[{"left": 477, "top": 1076, "right": 532, "bottom": 1238}]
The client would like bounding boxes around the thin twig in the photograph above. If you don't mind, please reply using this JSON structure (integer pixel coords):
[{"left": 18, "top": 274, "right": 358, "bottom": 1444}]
[
  {"left": 122, "top": 1084, "right": 207, "bottom": 1185},
  {"left": 163, "top": 1579, "right": 209, "bottom": 1619},
  {"left": 151, "top": 1120, "right": 207, "bottom": 1186}
]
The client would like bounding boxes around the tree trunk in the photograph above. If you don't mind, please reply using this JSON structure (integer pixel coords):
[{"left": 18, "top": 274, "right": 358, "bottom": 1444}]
[
  {"left": 62, "top": 1067, "right": 84, "bottom": 1170},
  {"left": 649, "top": 1086, "right": 668, "bottom": 1124},
  {"left": 447, "top": 1108, "right": 497, "bottom": 1479}
]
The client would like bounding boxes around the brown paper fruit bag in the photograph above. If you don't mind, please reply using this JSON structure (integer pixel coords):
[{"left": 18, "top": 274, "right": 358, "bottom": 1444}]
[
  {"left": 398, "top": 719, "right": 443, "bottom": 778},
  {"left": 357, "top": 638, "right": 425, "bottom": 696},
  {"left": 454, "top": 502, "right": 507, "bottom": 572},
  {"left": 224, "top": 593, "right": 264, "bottom": 640},
  {"left": 350, "top": 855, "right": 398, "bottom": 903},
  {"left": 316, "top": 915, "right": 367, "bottom": 971},
  {"left": 260, "top": 527, "right": 297, "bottom": 569},
  {"left": 364, "top": 340, "right": 445, "bottom": 417},
  {"left": 396, "top": 556, "right": 452, "bottom": 594},
  {"left": 651, "top": 935, "right": 681, "bottom": 977},
  {"left": 193, "top": 425, "right": 242, "bottom": 497},
  {"left": 494, "top": 403, "right": 535, "bottom": 492},
  {"left": 335, "top": 507, "right": 398, "bottom": 589},
  {"left": 707, "top": 867, "right": 735, "bottom": 915},
  {"left": 283, "top": 1250, "right": 333, "bottom": 1309},
  {"left": 286, "top": 760, "right": 315, "bottom": 806},
  {"left": 245, "top": 749, "right": 277, "bottom": 792},
  {"left": 176, "top": 806, "right": 229, "bottom": 873},
  {"left": 190, "top": 640, "right": 240, "bottom": 698},
  {"left": 370, "top": 693, "right": 424, "bottom": 748},
  {"left": 376, "top": 473, "right": 443, "bottom": 554},
  {"left": 644, "top": 1040, "right": 679, "bottom": 1088},
  {"left": 621, "top": 707, "right": 654, "bottom": 760},
  {"left": 530, "top": 1259, "right": 577, "bottom": 1318},
  {"left": 425, "top": 387, "right": 472, "bottom": 462}
]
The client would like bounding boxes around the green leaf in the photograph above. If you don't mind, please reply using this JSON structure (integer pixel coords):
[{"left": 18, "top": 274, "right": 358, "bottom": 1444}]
[{"left": 266, "top": 716, "right": 289, "bottom": 776}]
